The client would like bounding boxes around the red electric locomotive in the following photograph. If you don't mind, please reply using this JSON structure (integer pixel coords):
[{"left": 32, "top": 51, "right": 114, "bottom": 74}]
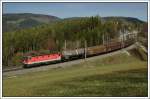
[{"left": 23, "top": 53, "right": 62, "bottom": 68}]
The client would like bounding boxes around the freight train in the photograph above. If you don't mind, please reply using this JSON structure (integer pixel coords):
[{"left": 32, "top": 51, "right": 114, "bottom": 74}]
[{"left": 23, "top": 38, "right": 134, "bottom": 68}]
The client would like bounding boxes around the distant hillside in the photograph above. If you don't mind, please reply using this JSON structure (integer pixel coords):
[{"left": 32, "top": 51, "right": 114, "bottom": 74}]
[
  {"left": 102, "top": 16, "right": 145, "bottom": 24},
  {"left": 2, "top": 13, "right": 146, "bottom": 33},
  {"left": 64, "top": 16, "right": 145, "bottom": 24},
  {"left": 2, "top": 13, "right": 60, "bottom": 32}
]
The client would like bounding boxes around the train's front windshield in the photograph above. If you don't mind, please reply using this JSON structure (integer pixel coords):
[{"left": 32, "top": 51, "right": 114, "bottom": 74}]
[{"left": 23, "top": 56, "right": 31, "bottom": 61}]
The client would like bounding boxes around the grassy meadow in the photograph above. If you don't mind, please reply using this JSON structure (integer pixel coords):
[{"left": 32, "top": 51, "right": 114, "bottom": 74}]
[{"left": 3, "top": 49, "right": 148, "bottom": 97}]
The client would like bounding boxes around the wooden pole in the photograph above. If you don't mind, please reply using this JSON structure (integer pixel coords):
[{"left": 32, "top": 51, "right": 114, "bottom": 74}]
[
  {"left": 107, "top": 34, "right": 109, "bottom": 48},
  {"left": 65, "top": 40, "right": 66, "bottom": 51},
  {"left": 84, "top": 40, "right": 87, "bottom": 59},
  {"left": 123, "top": 29, "right": 125, "bottom": 48},
  {"left": 103, "top": 34, "right": 105, "bottom": 45}
]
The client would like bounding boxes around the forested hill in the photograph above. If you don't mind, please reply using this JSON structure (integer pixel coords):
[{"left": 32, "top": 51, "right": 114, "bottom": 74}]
[
  {"left": 64, "top": 16, "right": 145, "bottom": 24},
  {"left": 3, "top": 14, "right": 147, "bottom": 67},
  {"left": 3, "top": 13, "right": 146, "bottom": 33},
  {"left": 2, "top": 13, "right": 60, "bottom": 32},
  {"left": 102, "top": 16, "right": 145, "bottom": 24}
]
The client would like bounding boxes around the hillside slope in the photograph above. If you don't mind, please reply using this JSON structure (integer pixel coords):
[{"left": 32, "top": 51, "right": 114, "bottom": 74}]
[
  {"left": 2, "top": 13, "right": 60, "bottom": 32},
  {"left": 3, "top": 13, "right": 146, "bottom": 33},
  {"left": 3, "top": 14, "right": 147, "bottom": 67}
]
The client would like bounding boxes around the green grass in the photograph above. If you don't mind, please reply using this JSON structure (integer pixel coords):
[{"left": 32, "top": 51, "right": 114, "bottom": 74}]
[
  {"left": 32, "top": 69, "right": 147, "bottom": 97},
  {"left": 3, "top": 52, "right": 148, "bottom": 97}
]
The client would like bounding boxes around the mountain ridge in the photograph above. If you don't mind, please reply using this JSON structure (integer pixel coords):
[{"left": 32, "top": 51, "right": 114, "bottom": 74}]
[
  {"left": 3, "top": 13, "right": 146, "bottom": 33},
  {"left": 2, "top": 13, "right": 61, "bottom": 32}
]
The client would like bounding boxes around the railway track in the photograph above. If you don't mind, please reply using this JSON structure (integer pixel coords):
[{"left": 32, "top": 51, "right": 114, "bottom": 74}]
[
  {"left": 3, "top": 67, "right": 23, "bottom": 72},
  {"left": 3, "top": 44, "right": 136, "bottom": 77}
]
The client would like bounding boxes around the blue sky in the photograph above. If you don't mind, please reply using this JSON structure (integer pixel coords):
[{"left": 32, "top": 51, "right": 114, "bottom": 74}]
[{"left": 3, "top": 2, "right": 148, "bottom": 21}]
